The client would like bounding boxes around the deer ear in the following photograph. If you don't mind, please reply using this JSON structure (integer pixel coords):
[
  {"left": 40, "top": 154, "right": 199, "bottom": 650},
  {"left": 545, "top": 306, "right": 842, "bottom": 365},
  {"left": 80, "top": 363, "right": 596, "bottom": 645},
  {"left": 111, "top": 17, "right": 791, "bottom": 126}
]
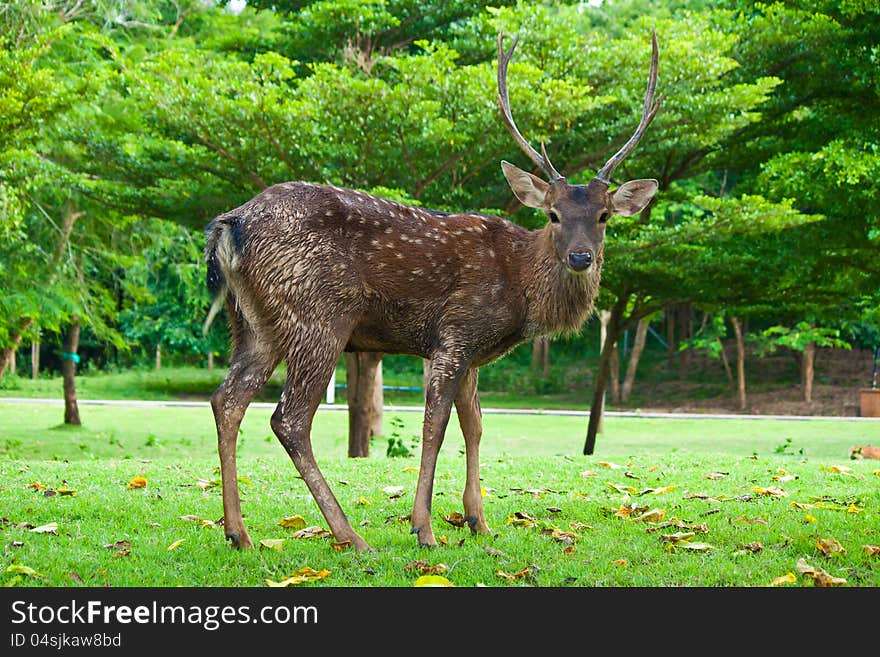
[
  {"left": 501, "top": 161, "right": 549, "bottom": 209},
  {"left": 611, "top": 179, "right": 659, "bottom": 216}
]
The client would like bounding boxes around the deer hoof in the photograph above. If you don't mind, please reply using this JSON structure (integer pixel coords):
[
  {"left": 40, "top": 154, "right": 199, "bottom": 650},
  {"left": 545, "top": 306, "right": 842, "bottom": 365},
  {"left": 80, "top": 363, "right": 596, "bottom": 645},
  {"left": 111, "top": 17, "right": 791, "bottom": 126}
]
[{"left": 226, "top": 532, "right": 253, "bottom": 549}]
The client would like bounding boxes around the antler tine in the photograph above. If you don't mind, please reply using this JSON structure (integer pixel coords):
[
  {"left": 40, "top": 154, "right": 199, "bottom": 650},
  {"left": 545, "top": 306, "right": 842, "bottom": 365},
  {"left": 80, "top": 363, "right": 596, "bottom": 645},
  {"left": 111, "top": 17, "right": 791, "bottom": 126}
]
[
  {"left": 497, "top": 31, "right": 564, "bottom": 182},
  {"left": 595, "top": 29, "right": 662, "bottom": 184}
]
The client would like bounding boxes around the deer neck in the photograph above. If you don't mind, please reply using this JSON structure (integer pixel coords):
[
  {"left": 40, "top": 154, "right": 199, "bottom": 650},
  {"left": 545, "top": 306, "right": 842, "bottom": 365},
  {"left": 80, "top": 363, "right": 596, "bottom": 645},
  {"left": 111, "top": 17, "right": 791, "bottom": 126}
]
[{"left": 523, "top": 227, "right": 600, "bottom": 337}]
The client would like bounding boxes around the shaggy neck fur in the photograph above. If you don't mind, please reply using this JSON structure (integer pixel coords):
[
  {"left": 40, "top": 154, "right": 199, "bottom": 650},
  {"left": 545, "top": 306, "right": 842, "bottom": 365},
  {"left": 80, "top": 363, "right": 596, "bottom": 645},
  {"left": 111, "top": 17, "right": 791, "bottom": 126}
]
[{"left": 522, "top": 227, "right": 601, "bottom": 337}]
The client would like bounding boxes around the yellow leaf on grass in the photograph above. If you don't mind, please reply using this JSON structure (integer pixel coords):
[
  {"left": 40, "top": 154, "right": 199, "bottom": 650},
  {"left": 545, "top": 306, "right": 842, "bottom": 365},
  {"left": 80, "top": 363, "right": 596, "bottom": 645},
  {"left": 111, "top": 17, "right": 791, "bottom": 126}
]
[
  {"left": 506, "top": 512, "right": 537, "bottom": 528},
  {"left": 179, "top": 515, "right": 217, "bottom": 528},
  {"left": 771, "top": 573, "right": 797, "bottom": 587},
  {"left": 167, "top": 539, "right": 185, "bottom": 551},
  {"left": 646, "top": 485, "right": 676, "bottom": 495},
  {"left": 404, "top": 560, "right": 448, "bottom": 576},
  {"left": 443, "top": 512, "right": 467, "bottom": 528},
  {"left": 753, "top": 486, "right": 787, "bottom": 497},
  {"left": 6, "top": 564, "right": 44, "bottom": 577},
  {"left": 259, "top": 539, "right": 284, "bottom": 551},
  {"left": 279, "top": 515, "right": 306, "bottom": 530},
  {"left": 863, "top": 545, "right": 880, "bottom": 556},
  {"left": 496, "top": 567, "right": 536, "bottom": 581},
  {"left": 25, "top": 482, "right": 47, "bottom": 490},
  {"left": 846, "top": 504, "right": 863, "bottom": 514},
  {"left": 266, "top": 567, "right": 331, "bottom": 587},
  {"left": 704, "top": 472, "right": 727, "bottom": 480},
  {"left": 816, "top": 537, "right": 846, "bottom": 556},
  {"left": 579, "top": 470, "right": 597, "bottom": 478},
  {"left": 632, "top": 508, "right": 665, "bottom": 523},
  {"left": 402, "top": 466, "right": 419, "bottom": 473},
  {"left": 356, "top": 496, "right": 370, "bottom": 506},
  {"left": 57, "top": 488, "right": 76, "bottom": 496},
  {"left": 598, "top": 461, "right": 623, "bottom": 469},
  {"left": 127, "top": 476, "right": 148, "bottom": 489},
  {"left": 791, "top": 501, "right": 814, "bottom": 509},
  {"left": 30, "top": 522, "right": 58, "bottom": 534},
  {"left": 803, "top": 514, "right": 817, "bottom": 523},
  {"left": 413, "top": 575, "right": 454, "bottom": 587},
  {"left": 612, "top": 559, "right": 628, "bottom": 566},
  {"left": 824, "top": 464, "right": 852, "bottom": 474}
]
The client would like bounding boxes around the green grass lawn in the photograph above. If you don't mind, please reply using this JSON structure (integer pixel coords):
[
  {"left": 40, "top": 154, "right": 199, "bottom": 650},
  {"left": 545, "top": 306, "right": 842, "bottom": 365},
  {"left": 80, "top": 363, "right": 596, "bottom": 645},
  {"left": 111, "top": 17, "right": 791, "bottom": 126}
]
[{"left": 1, "top": 401, "right": 878, "bottom": 587}]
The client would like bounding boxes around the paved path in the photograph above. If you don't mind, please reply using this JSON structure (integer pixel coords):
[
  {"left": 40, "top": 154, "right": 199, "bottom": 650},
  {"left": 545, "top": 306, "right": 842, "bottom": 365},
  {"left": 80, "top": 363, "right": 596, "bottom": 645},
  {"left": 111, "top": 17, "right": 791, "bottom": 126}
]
[{"left": 1, "top": 397, "right": 876, "bottom": 422}]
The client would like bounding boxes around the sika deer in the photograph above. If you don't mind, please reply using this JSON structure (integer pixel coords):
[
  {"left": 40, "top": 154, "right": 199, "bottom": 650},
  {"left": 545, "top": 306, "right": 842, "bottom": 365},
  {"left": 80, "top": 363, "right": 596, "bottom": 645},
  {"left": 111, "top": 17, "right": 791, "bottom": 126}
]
[{"left": 206, "top": 31, "right": 661, "bottom": 550}]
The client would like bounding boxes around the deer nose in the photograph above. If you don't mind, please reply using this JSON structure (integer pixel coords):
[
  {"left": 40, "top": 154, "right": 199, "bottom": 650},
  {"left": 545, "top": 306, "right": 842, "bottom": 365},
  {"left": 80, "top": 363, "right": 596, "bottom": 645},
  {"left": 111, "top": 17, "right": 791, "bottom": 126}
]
[{"left": 567, "top": 251, "right": 593, "bottom": 272}]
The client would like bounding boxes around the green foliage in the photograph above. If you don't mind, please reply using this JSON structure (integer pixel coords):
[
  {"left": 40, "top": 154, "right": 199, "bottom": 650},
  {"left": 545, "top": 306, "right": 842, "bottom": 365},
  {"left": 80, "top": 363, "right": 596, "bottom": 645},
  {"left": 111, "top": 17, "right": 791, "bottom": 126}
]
[{"left": 758, "top": 321, "right": 851, "bottom": 355}]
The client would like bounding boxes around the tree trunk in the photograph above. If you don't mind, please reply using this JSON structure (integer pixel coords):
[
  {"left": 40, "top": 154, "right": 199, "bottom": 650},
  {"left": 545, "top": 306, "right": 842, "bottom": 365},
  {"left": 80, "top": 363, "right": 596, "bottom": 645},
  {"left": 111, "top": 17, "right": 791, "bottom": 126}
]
[
  {"left": 666, "top": 308, "right": 675, "bottom": 367},
  {"left": 531, "top": 336, "right": 550, "bottom": 378},
  {"left": 802, "top": 342, "right": 815, "bottom": 403},
  {"left": 346, "top": 352, "right": 383, "bottom": 458},
  {"left": 62, "top": 317, "right": 81, "bottom": 426},
  {"left": 371, "top": 358, "right": 383, "bottom": 437},
  {"left": 584, "top": 298, "right": 627, "bottom": 455},
  {"left": 155, "top": 344, "right": 161, "bottom": 370},
  {"left": 208, "top": 351, "right": 214, "bottom": 371},
  {"left": 678, "top": 303, "right": 692, "bottom": 380},
  {"left": 609, "top": 339, "right": 620, "bottom": 403},
  {"left": 730, "top": 316, "right": 747, "bottom": 411},
  {"left": 0, "top": 318, "right": 34, "bottom": 379},
  {"left": 8, "top": 349, "right": 14, "bottom": 375},
  {"left": 32, "top": 340, "right": 40, "bottom": 379},
  {"left": 621, "top": 318, "right": 649, "bottom": 403}
]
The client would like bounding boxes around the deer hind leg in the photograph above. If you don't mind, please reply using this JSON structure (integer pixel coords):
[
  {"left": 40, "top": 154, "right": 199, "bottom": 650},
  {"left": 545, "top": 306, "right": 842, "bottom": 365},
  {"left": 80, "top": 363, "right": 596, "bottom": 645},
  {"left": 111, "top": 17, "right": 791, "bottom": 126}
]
[
  {"left": 211, "top": 333, "right": 281, "bottom": 549},
  {"left": 271, "top": 335, "right": 371, "bottom": 552},
  {"left": 455, "top": 367, "right": 490, "bottom": 535},
  {"left": 411, "top": 350, "right": 469, "bottom": 547}
]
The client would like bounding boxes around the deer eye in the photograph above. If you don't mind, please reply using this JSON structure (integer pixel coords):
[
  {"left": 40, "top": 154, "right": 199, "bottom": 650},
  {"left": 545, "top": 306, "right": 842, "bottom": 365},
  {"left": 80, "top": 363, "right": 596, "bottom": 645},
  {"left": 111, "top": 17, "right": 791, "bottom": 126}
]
[
  {"left": 598, "top": 211, "right": 609, "bottom": 223},
  {"left": 548, "top": 210, "right": 560, "bottom": 224}
]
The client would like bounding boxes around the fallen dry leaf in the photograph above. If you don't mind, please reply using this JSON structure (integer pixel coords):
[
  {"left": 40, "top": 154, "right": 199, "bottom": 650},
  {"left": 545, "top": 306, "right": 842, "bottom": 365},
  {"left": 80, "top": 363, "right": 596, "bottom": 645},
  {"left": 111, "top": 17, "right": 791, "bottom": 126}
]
[
  {"left": 330, "top": 540, "right": 352, "bottom": 552},
  {"left": 69, "top": 572, "right": 83, "bottom": 584},
  {"left": 579, "top": 470, "right": 597, "bottom": 477},
  {"left": 773, "top": 474, "right": 797, "bottom": 483},
  {"left": 496, "top": 565, "right": 539, "bottom": 581},
  {"left": 279, "top": 515, "right": 306, "bottom": 530},
  {"left": 166, "top": 539, "right": 185, "bottom": 551},
  {"left": 816, "top": 537, "right": 846, "bottom": 557},
  {"left": 569, "top": 521, "right": 594, "bottom": 531},
  {"left": 640, "top": 485, "right": 675, "bottom": 495},
  {"left": 733, "top": 542, "right": 763, "bottom": 555},
  {"left": 179, "top": 514, "right": 217, "bottom": 528},
  {"left": 863, "top": 545, "right": 880, "bottom": 556},
  {"left": 824, "top": 464, "right": 853, "bottom": 475},
  {"left": 771, "top": 573, "right": 797, "bottom": 587},
  {"left": 506, "top": 511, "right": 538, "bottom": 528},
  {"left": 126, "top": 476, "right": 147, "bottom": 489},
  {"left": 608, "top": 482, "right": 639, "bottom": 494},
  {"left": 259, "top": 539, "right": 284, "bottom": 551},
  {"left": 103, "top": 540, "right": 131, "bottom": 550},
  {"left": 266, "top": 567, "right": 331, "bottom": 587},
  {"left": 612, "top": 559, "right": 628, "bottom": 566},
  {"left": 540, "top": 528, "right": 578, "bottom": 544},
  {"left": 404, "top": 560, "right": 448, "bottom": 576},
  {"left": 291, "top": 526, "right": 332, "bottom": 540},
  {"left": 704, "top": 472, "right": 728, "bottom": 480},
  {"left": 443, "top": 512, "right": 467, "bottom": 528},
  {"left": 753, "top": 486, "right": 787, "bottom": 497},
  {"left": 30, "top": 522, "right": 58, "bottom": 535},
  {"left": 631, "top": 508, "right": 666, "bottom": 523},
  {"left": 25, "top": 482, "right": 47, "bottom": 490},
  {"left": 795, "top": 558, "right": 846, "bottom": 587},
  {"left": 734, "top": 516, "right": 768, "bottom": 525},
  {"left": 56, "top": 488, "right": 76, "bottom": 496},
  {"left": 356, "top": 496, "right": 370, "bottom": 506},
  {"left": 483, "top": 546, "right": 506, "bottom": 558},
  {"left": 803, "top": 514, "right": 817, "bottom": 523},
  {"left": 382, "top": 485, "right": 405, "bottom": 499},
  {"left": 112, "top": 549, "right": 130, "bottom": 558},
  {"left": 402, "top": 466, "right": 419, "bottom": 473},
  {"left": 598, "top": 461, "right": 624, "bottom": 469}
]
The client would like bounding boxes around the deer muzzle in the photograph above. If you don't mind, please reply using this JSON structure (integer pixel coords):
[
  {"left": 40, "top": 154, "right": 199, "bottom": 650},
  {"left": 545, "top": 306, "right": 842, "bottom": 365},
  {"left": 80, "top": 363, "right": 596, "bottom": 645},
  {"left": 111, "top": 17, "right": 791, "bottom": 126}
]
[{"left": 566, "top": 250, "right": 594, "bottom": 272}]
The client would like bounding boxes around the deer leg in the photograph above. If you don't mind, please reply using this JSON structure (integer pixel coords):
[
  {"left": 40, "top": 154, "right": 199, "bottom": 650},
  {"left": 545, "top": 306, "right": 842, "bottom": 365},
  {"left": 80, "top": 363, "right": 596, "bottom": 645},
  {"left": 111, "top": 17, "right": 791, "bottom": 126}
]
[
  {"left": 271, "top": 342, "right": 371, "bottom": 552},
  {"left": 455, "top": 367, "right": 490, "bottom": 534},
  {"left": 411, "top": 353, "right": 467, "bottom": 547},
  {"left": 211, "top": 348, "right": 280, "bottom": 549}
]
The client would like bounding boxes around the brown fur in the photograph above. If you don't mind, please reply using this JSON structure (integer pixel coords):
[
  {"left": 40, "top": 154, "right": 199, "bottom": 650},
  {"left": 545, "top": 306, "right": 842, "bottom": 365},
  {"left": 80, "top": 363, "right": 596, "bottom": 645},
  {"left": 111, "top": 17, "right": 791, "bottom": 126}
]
[{"left": 849, "top": 445, "right": 880, "bottom": 459}]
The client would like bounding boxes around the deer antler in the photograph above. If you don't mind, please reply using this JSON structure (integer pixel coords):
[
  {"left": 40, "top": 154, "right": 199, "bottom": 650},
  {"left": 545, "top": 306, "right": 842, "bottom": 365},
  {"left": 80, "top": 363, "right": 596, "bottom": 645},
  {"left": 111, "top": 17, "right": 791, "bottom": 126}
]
[
  {"left": 497, "top": 31, "right": 564, "bottom": 182},
  {"left": 595, "top": 29, "right": 662, "bottom": 184}
]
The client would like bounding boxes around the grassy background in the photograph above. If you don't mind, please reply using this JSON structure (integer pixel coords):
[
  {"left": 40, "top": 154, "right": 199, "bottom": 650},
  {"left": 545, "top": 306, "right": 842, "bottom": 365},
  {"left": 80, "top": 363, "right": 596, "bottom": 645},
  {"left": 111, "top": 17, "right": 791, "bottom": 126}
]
[{"left": 1, "top": 400, "right": 878, "bottom": 587}]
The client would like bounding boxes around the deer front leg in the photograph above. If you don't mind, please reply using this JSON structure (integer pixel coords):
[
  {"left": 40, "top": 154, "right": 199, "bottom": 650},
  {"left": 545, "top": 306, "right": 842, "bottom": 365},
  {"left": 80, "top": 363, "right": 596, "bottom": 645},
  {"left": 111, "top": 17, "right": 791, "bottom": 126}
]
[
  {"left": 455, "top": 367, "right": 490, "bottom": 534},
  {"left": 411, "top": 354, "right": 466, "bottom": 547}
]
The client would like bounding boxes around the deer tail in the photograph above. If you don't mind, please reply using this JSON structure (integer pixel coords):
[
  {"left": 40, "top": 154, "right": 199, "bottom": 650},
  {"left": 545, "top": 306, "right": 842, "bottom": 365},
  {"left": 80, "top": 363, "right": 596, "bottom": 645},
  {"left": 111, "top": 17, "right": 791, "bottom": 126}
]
[{"left": 203, "top": 216, "right": 243, "bottom": 336}]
